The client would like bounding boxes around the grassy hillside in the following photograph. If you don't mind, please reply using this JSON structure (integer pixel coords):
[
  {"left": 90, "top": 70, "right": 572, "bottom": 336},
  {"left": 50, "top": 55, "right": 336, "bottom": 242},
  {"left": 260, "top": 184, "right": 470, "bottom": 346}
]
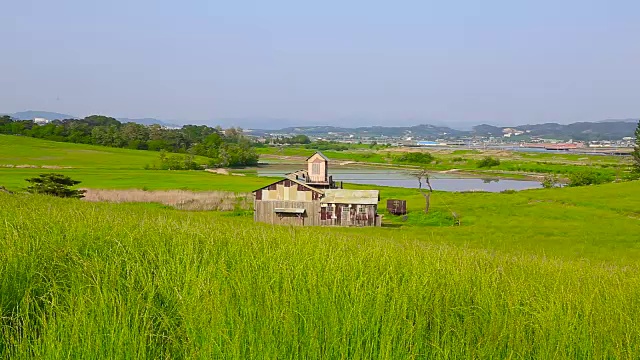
[
  {"left": 0, "top": 134, "right": 163, "bottom": 169},
  {"left": 1, "top": 135, "right": 639, "bottom": 263},
  {"left": 0, "top": 135, "right": 271, "bottom": 192},
  {"left": 1, "top": 194, "right": 639, "bottom": 358}
]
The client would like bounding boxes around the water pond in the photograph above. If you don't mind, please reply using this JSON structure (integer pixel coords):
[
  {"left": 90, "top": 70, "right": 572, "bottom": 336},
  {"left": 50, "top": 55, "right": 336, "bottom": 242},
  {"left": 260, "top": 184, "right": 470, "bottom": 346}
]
[{"left": 257, "top": 165, "right": 541, "bottom": 192}]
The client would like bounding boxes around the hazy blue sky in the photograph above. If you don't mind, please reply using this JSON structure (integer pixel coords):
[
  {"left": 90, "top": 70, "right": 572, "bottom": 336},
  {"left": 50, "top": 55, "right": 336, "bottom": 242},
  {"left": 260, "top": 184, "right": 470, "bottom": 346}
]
[{"left": 1, "top": 0, "right": 639, "bottom": 127}]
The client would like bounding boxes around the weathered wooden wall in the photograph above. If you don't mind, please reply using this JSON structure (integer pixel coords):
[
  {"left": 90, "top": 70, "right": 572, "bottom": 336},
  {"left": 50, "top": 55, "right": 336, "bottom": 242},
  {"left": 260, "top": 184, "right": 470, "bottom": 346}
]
[
  {"left": 254, "top": 201, "right": 381, "bottom": 227},
  {"left": 254, "top": 200, "right": 322, "bottom": 226},
  {"left": 320, "top": 203, "right": 379, "bottom": 227},
  {"left": 307, "top": 154, "right": 327, "bottom": 183},
  {"left": 255, "top": 179, "right": 321, "bottom": 202}
]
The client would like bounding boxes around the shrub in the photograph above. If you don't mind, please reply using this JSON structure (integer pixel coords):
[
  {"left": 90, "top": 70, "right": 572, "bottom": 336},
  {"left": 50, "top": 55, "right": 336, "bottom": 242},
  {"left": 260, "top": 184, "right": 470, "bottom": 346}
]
[
  {"left": 567, "top": 169, "right": 614, "bottom": 187},
  {"left": 541, "top": 174, "right": 560, "bottom": 189},
  {"left": 25, "top": 173, "right": 86, "bottom": 198},
  {"left": 158, "top": 152, "right": 202, "bottom": 170},
  {"left": 476, "top": 156, "right": 501, "bottom": 168},
  {"left": 394, "top": 152, "right": 435, "bottom": 164}
]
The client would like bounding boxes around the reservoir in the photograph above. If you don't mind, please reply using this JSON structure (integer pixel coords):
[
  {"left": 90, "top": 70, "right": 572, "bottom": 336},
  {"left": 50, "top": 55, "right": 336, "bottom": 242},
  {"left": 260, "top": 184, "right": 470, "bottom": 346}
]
[{"left": 257, "top": 165, "right": 541, "bottom": 192}]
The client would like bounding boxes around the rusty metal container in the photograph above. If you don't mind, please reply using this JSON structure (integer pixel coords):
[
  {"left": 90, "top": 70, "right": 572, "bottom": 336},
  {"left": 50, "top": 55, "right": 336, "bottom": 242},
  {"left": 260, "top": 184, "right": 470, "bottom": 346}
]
[{"left": 386, "top": 199, "right": 407, "bottom": 215}]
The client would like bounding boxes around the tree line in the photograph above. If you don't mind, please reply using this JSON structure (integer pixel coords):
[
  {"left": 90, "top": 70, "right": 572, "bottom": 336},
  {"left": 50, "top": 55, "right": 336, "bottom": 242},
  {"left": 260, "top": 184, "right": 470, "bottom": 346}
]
[{"left": 0, "top": 115, "right": 258, "bottom": 167}]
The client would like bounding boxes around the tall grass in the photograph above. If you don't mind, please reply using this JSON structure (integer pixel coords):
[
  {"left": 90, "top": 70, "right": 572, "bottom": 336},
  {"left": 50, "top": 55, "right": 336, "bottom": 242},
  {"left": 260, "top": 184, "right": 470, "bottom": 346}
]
[
  {"left": 1, "top": 193, "right": 640, "bottom": 358},
  {"left": 82, "top": 189, "right": 252, "bottom": 211}
]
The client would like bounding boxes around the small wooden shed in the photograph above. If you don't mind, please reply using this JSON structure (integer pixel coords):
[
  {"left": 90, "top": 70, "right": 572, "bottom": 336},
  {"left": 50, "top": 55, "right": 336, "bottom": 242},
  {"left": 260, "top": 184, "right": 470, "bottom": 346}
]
[
  {"left": 252, "top": 151, "right": 381, "bottom": 227},
  {"left": 252, "top": 180, "right": 381, "bottom": 227}
]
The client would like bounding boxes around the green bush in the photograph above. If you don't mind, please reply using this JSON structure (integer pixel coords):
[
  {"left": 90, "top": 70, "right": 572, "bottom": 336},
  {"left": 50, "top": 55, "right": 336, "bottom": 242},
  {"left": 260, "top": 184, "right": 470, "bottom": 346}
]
[
  {"left": 393, "top": 152, "right": 435, "bottom": 164},
  {"left": 541, "top": 174, "right": 560, "bottom": 189},
  {"left": 476, "top": 156, "right": 501, "bottom": 168},
  {"left": 567, "top": 169, "right": 614, "bottom": 187}
]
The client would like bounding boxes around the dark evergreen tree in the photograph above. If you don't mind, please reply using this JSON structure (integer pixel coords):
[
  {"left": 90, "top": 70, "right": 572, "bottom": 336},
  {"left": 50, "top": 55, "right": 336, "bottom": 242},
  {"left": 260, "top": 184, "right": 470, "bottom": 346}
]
[{"left": 25, "top": 174, "right": 86, "bottom": 198}]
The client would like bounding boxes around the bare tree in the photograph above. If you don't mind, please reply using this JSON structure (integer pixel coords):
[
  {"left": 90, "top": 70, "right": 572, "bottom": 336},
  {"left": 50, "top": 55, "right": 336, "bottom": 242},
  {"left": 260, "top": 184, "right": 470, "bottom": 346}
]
[
  {"left": 413, "top": 169, "right": 462, "bottom": 225},
  {"left": 415, "top": 169, "right": 433, "bottom": 214}
]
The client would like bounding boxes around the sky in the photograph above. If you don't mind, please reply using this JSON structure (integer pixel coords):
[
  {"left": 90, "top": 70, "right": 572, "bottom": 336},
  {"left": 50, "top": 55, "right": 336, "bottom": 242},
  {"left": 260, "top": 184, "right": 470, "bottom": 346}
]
[{"left": 1, "top": 0, "right": 639, "bottom": 128}]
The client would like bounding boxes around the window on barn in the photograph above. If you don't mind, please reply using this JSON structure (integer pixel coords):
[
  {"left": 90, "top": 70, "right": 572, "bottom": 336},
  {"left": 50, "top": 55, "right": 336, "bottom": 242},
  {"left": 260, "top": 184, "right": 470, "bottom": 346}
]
[
  {"left": 326, "top": 207, "right": 333, "bottom": 219},
  {"left": 312, "top": 163, "right": 321, "bottom": 175},
  {"left": 342, "top": 207, "right": 350, "bottom": 219},
  {"left": 358, "top": 206, "right": 367, "bottom": 214}
]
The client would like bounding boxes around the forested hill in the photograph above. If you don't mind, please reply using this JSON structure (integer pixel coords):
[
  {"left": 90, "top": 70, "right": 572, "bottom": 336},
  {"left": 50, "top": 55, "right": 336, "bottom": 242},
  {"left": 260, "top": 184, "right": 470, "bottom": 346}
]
[
  {"left": 0, "top": 115, "right": 258, "bottom": 167},
  {"left": 251, "top": 120, "right": 638, "bottom": 140},
  {"left": 473, "top": 120, "right": 638, "bottom": 140}
]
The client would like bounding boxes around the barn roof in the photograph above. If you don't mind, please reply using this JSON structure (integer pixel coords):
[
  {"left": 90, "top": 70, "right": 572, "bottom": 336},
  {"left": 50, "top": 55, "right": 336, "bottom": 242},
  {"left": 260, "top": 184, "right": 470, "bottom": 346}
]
[
  {"left": 321, "top": 189, "right": 379, "bottom": 205},
  {"left": 252, "top": 177, "right": 324, "bottom": 194},
  {"left": 306, "top": 151, "right": 330, "bottom": 161}
]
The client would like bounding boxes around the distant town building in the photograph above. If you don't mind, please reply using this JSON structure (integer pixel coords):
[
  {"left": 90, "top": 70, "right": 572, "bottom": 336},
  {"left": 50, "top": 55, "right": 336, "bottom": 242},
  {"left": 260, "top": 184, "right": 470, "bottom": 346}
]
[
  {"left": 416, "top": 141, "right": 440, "bottom": 146},
  {"left": 33, "top": 118, "right": 50, "bottom": 125}
]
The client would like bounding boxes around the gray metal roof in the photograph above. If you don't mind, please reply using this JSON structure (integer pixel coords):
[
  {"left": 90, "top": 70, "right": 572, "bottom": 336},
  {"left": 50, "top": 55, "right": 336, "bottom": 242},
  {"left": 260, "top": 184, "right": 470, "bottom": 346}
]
[
  {"left": 252, "top": 177, "right": 324, "bottom": 194},
  {"left": 306, "top": 151, "right": 330, "bottom": 161},
  {"left": 321, "top": 189, "right": 379, "bottom": 205}
]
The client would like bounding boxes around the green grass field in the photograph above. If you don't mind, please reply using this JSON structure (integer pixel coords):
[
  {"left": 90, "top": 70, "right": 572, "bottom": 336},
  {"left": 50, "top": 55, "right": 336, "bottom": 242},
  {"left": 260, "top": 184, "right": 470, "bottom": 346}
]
[
  {"left": 0, "top": 135, "right": 272, "bottom": 192},
  {"left": 1, "top": 194, "right": 640, "bottom": 358},
  {"left": 1, "top": 135, "right": 640, "bottom": 357}
]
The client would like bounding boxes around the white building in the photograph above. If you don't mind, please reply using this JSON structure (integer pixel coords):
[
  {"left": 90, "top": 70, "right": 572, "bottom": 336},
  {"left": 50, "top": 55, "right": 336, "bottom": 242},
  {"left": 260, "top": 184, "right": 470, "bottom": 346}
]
[{"left": 33, "top": 118, "right": 50, "bottom": 125}]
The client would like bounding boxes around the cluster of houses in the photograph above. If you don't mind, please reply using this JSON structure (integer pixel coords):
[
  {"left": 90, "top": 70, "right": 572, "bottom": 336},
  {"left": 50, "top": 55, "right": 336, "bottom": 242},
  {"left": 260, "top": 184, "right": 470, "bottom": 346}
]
[{"left": 252, "top": 152, "right": 382, "bottom": 227}]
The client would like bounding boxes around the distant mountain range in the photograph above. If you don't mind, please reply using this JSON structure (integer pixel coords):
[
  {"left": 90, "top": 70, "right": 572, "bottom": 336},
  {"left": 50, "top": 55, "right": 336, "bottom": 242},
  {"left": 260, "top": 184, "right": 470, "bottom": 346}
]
[
  {"left": 472, "top": 120, "right": 638, "bottom": 140},
  {"left": 251, "top": 119, "right": 638, "bottom": 141},
  {"left": 11, "top": 111, "right": 77, "bottom": 120},
  {"left": 117, "top": 118, "right": 179, "bottom": 127},
  {"left": 4, "top": 110, "right": 637, "bottom": 140}
]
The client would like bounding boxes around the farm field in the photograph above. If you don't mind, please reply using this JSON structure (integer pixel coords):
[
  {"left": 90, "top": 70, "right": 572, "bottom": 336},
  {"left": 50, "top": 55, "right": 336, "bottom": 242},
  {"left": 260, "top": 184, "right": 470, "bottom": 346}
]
[{"left": 1, "top": 134, "right": 640, "bottom": 357}]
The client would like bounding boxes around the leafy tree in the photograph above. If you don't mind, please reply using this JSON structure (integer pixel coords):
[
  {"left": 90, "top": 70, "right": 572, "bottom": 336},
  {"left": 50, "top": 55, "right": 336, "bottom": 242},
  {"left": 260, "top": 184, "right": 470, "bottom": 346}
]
[
  {"left": 291, "top": 135, "right": 311, "bottom": 144},
  {"left": 0, "top": 115, "right": 12, "bottom": 124},
  {"left": 476, "top": 156, "right": 501, "bottom": 168},
  {"left": 541, "top": 174, "right": 560, "bottom": 189},
  {"left": 567, "top": 169, "right": 614, "bottom": 187},
  {"left": 25, "top": 174, "right": 86, "bottom": 198},
  {"left": 633, "top": 120, "right": 640, "bottom": 173},
  {"left": 2, "top": 115, "right": 260, "bottom": 167},
  {"left": 394, "top": 152, "right": 435, "bottom": 164}
]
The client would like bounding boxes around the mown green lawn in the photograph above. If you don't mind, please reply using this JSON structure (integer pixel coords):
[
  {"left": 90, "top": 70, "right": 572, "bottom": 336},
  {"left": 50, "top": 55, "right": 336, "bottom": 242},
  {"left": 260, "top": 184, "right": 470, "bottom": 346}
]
[
  {"left": 0, "top": 135, "right": 273, "bottom": 192},
  {"left": 0, "top": 168, "right": 273, "bottom": 192},
  {"left": 0, "top": 134, "right": 167, "bottom": 169}
]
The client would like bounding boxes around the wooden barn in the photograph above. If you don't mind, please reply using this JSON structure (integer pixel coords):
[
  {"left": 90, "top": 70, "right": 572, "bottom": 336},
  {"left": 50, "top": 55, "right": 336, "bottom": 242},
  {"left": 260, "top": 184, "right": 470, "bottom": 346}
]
[{"left": 252, "top": 152, "right": 382, "bottom": 227}]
